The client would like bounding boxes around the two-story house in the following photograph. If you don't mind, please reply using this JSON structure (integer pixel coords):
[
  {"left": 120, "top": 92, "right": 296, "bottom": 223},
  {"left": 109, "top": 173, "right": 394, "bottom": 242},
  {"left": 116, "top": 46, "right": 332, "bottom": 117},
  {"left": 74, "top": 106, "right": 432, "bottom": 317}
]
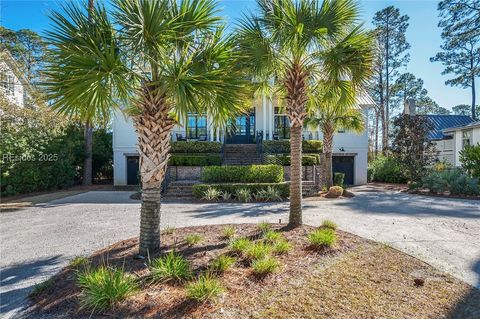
[{"left": 113, "top": 93, "right": 375, "bottom": 187}]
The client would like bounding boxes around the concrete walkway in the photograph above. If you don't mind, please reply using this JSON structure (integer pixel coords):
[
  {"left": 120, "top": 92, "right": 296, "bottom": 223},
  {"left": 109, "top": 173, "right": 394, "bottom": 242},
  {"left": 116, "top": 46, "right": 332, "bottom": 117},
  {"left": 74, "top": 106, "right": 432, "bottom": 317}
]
[{"left": 1, "top": 185, "right": 479, "bottom": 318}]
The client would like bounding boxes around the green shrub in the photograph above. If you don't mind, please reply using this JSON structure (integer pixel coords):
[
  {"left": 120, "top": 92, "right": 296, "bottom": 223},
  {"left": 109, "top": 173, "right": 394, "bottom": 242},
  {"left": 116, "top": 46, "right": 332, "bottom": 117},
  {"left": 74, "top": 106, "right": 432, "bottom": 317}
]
[
  {"left": 422, "top": 168, "right": 479, "bottom": 195},
  {"left": 262, "top": 140, "right": 323, "bottom": 154},
  {"left": 209, "top": 255, "right": 236, "bottom": 274},
  {"left": 368, "top": 156, "right": 408, "bottom": 184},
  {"left": 252, "top": 257, "right": 280, "bottom": 276},
  {"left": 77, "top": 266, "right": 137, "bottom": 311},
  {"left": 185, "top": 234, "right": 204, "bottom": 246},
  {"left": 186, "top": 274, "right": 223, "bottom": 302},
  {"left": 170, "top": 141, "right": 221, "bottom": 154},
  {"left": 235, "top": 188, "right": 252, "bottom": 202},
  {"left": 307, "top": 228, "right": 337, "bottom": 248},
  {"left": 333, "top": 173, "right": 345, "bottom": 186},
  {"left": 70, "top": 256, "right": 89, "bottom": 268},
  {"left": 220, "top": 191, "right": 232, "bottom": 201},
  {"left": 257, "top": 222, "right": 272, "bottom": 234},
  {"left": 150, "top": 251, "right": 191, "bottom": 283},
  {"left": 201, "top": 187, "right": 221, "bottom": 201},
  {"left": 253, "top": 186, "right": 282, "bottom": 201},
  {"left": 222, "top": 226, "right": 236, "bottom": 239},
  {"left": 244, "top": 242, "right": 271, "bottom": 261},
  {"left": 168, "top": 154, "right": 221, "bottom": 166},
  {"left": 201, "top": 165, "right": 284, "bottom": 183},
  {"left": 193, "top": 183, "right": 289, "bottom": 199},
  {"left": 229, "top": 237, "right": 251, "bottom": 254},
  {"left": 263, "top": 154, "right": 320, "bottom": 166},
  {"left": 460, "top": 143, "right": 480, "bottom": 179},
  {"left": 272, "top": 240, "right": 292, "bottom": 255},
  {"left": 263, "top": 230, "right": 281, "bottom": 243},
  {"left": 321, "top": 220, "right": 337, "bottom": 230}
]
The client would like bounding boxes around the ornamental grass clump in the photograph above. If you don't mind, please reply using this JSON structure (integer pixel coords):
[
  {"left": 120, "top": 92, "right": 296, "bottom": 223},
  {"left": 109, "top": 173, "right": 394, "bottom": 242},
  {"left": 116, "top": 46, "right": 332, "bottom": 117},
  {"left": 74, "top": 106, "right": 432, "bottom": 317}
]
[
  {"left": 272, "top": 240, "right": 292, "bottom": 255},
  {"left": 222, "top": 226, "right": 236, "bottom": 239},
  {"left": 252, "top": 257, "right": 280, "bottom": 277},
  {"left": 76, "top": 266, "right": 137, "bottom": 312},
  {"left": 185, "top": 234, "right": 204, "bottom": 246},
  {"left": 186, "top": 274, "right": 224, "bottom": 302},
  {"left": 257, "top": 222, "right": 272, "bottom": 235},
  {"left": 321, "top": 219, "right": 338, "bottom": 230},
  {"left": 202, "top": 187, "right": 221, "bottom": 201},
  {"left": 208, "top": 255, "right": 236, "bottom": 274},
  {"left": 235, "top": 188, "right": 252, "bottom": 202},
  {"left": 150, "top": 251, "right": 191, "bottom": 283},
  {"left": 308, "top": 228, "right": 337, "bottom": 248},
  {"left": 229, "top": 237, "right": 250, "bottom": 254},
  {"left": 263, "top": 230, "right": 282, "bottom": 243},
  {"left": 244, "top": 242, "right": 271, "bottom": 262},
  {"left": 69, "top": 256, "right": 89, "bottom": 268}
]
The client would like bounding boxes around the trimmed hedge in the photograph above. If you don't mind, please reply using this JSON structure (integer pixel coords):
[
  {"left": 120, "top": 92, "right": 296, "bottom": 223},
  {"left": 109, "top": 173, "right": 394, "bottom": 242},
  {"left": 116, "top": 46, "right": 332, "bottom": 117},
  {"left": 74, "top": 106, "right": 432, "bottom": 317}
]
[
  {"left": 193, "top": 183, "right": 289, "bottom": 199},
  {"left": 170, "top": 141, "right": 221, "bottom": 154},
  {"left": 263, "top": 154, "right": 319, "bottom": 166},
  {"left": 368, "top": 156, "right": 408, "bottom": 184},
  {"left": 168, "top": 154, "right": 222, "bottom": 166},
  {"left": 201, "top": 165, "right": 284, "bottom": 183},
  {"left": 262, "top": 140, "right": 323, "bottom": 154}
]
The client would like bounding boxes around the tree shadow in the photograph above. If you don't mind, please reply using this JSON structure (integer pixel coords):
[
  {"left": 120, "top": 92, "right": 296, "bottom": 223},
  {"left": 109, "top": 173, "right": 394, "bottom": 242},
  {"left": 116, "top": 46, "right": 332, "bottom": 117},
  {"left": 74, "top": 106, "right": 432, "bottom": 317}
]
[
  {"left": 446, "top": 257, "right": 480, "bottom": 319},
  {"left": 0, "top": 255, "right": 63, "bottom": 316}
]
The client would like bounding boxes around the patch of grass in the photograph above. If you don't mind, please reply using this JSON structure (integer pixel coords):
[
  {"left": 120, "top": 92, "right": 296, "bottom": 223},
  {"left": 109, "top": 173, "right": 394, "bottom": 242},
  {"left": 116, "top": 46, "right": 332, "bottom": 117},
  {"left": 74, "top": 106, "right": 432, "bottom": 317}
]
[
  {"left": 69, "top": 256, "right": 89, "bottom": 268},
  {"left": 222, "top": 226, "right": 236, "bottom": 240},
  {"left": 186, "top": 274, "right": 224, "bottom": 302},
  {"left": 150, "top": 251, "right": 191, "bottom": 283},
  {"left": 229, "top": 237, "right": 251, "bottom": 254},
  {"left": 209, "top": 255, "right": 236, "bottom": 274},
  {"left": 29, "top": 278, "right": 54, "bottom": 297},
  {"left": 257, "top": 222, "right": 272, "bottom": 234},
  {"left": 185, "top": 234, "right": 203, "bottom": 246},
  {"left": 264, "top": 230, "right": 282, "bottom": 243},
  {"left": 252, "top": 257, "right": 280, "bottom": 276},
  {"left": 76, "top": 266, "right": 137, "bottom": 312},
  {"left": 321, "top": 219, "right": 338, "bottom": 230},
  {"left": 272, "top": 240, "right": 292, "bottom": 255},
  {"left": 162, "top": 226, "right": 176, "bottom": 235},
  {"left": 244, "top": 242, "right": 271, "bottom": 261},
  {"left": 308, "top": 228, "right": 337, "bottom": 248}
]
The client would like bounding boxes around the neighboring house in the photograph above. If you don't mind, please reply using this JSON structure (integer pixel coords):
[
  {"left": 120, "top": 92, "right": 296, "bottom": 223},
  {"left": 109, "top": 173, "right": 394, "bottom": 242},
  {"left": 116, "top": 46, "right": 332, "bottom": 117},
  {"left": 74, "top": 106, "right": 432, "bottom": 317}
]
[
  {"left": 0, "top": 48, "right": 30, "bottom": 107},
  {"left": 113, "top": 93, "right": 375, "bottom": 186},
  {"left": 403, "top": 100, "right": 476, "bottom": 165}
]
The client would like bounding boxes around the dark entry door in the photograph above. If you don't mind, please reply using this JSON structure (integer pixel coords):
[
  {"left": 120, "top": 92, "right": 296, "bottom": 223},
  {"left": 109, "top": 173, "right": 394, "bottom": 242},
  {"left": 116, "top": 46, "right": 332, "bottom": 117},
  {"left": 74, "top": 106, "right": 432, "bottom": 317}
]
[
  {"left": 227, "top": 111, "right": 255, "bottom": 144},
  {"left": 126, "top": 156, "right": 139, "bottom": 185},
  {"left": 332, "top": 156, "right": 354, "bottom": 185}
]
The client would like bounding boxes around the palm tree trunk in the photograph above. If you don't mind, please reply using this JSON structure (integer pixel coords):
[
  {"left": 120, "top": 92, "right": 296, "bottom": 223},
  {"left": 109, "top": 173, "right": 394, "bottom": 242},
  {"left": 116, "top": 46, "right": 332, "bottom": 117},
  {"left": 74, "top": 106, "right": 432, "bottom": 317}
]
[
  {"left": 135, "top": 84, "right": 175, "bottom": 256},
  {"left": 322, "top": 126, "right": 334, "bottom": 188},
  {"left": 83, "top": 0, "right": 95, "bottom": 186},
  {"left": 289, "top": 125, "right": 303, "bottom": 227}
]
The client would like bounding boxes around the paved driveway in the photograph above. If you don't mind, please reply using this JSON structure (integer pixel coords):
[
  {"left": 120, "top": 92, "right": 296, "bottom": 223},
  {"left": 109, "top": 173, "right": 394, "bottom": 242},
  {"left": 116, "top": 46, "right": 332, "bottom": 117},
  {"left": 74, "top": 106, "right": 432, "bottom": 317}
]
[{"left": 1, "top": 185, "right": 479, "bottom": 318}]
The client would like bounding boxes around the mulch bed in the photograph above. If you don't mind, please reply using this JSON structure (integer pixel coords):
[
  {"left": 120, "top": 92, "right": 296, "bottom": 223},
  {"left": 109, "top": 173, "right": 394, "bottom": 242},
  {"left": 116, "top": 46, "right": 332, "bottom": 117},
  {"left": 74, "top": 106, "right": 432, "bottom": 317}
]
[{"left": 27, "top": 224, "right": 480, "bottom": 319}]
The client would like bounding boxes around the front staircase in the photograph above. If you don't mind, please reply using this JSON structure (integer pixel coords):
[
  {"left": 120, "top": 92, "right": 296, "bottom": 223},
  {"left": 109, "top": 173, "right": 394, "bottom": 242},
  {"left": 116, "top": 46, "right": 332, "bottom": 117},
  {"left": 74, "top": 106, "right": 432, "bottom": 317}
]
[
  {"left": 163, "top": 180, "right": 197, "bottom": 198},
  {"left": 223, "top": 144, "right": 262, "bottom": 165}
]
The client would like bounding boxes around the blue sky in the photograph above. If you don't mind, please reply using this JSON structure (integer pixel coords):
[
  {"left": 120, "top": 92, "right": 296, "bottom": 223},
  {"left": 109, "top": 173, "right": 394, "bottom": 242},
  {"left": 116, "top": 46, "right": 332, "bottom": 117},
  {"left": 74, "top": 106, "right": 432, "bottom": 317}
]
[{"left": 1, "top": 0, "right": 478, "bottom": 111}]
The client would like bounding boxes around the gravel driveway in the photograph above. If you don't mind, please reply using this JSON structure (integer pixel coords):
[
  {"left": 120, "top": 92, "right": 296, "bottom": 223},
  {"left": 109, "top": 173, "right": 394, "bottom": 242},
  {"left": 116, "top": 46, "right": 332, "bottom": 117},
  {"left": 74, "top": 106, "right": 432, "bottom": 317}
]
[{"left": 1, "top": 185, "right": 479, "bottom": 318}]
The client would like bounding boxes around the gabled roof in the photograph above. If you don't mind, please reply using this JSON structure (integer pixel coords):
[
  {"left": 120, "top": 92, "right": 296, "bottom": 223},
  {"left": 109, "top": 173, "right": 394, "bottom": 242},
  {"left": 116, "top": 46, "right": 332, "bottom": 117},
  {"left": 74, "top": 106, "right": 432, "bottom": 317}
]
[
  {"left": 419, "top": 115, "right": 475, "bottom": 140},
  {"left": 356, "top": 91, "right": 376, "bottom": 107},
  {"left": 443, "top": 120, "right": 480, "bottom": 132}
]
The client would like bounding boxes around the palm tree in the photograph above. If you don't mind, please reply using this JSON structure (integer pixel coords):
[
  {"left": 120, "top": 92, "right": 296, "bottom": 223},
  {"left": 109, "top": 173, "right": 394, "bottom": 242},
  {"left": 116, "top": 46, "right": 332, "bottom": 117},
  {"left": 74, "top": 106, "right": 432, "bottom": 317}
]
[
  {"left": 44, "top": 0, "right": 248, "bottom": 255},
  {"left": 306, "top": 89, "right": 365, "bottom": 188},
  {"left": 236, "top": 0, "right": 373, "bottom": 227}
]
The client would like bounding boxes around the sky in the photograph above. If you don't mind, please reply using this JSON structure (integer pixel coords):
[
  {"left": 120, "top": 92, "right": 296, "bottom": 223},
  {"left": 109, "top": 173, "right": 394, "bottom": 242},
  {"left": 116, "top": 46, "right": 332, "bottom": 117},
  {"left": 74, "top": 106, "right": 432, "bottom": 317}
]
[{"left": 1, "top": 0, "right": 478, "bottom": 112}]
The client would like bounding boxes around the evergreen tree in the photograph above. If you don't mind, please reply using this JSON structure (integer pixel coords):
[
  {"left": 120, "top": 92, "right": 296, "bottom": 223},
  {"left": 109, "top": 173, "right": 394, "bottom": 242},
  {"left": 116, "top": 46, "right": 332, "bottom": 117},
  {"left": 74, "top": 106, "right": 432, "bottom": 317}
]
[
  {"left": 452, "top": 104, "right": 473, "bottom": 116},
  {"left": 430, "top": 0, "right": 480, "bottom": 120},
  {"left": 371, "top": 6, "right": 410, "bottom": 153}
]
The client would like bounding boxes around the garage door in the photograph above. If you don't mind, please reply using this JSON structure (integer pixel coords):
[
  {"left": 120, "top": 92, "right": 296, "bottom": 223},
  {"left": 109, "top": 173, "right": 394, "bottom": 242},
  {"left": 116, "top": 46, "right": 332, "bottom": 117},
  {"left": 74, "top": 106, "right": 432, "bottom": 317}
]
[
  {"left": 332, "top": 156, "right": 354, "bottom": 185},
  {"left": 126, "top": 156, "right": 139, "bottom": 185}
]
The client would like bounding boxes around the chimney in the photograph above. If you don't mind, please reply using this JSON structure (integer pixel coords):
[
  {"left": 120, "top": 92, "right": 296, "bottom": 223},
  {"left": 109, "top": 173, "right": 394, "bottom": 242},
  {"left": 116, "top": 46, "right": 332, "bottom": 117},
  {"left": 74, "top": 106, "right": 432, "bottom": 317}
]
[{"left": 404, "top": 99, "right": 416, "bottom": 116}]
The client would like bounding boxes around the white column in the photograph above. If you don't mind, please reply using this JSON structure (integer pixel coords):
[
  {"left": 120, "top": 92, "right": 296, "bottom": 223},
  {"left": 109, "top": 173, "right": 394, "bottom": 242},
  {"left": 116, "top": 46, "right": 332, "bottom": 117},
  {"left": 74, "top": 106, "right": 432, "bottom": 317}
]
[
  {"left": 216, "top": 128, "right": 220, "bottom": 142},
  {"left": 262, "top": 95, "right": 267, "bottom": 140},
  {"left": 268, "top": 96, "right": 274, "bottom": 140}
]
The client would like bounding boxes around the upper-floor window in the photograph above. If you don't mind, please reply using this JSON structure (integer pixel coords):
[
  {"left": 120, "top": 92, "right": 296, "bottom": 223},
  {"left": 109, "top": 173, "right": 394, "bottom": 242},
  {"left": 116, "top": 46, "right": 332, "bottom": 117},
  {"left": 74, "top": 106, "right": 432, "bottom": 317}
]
[
  {"left": 1, "top": 72, "right": 15, "bottom": 95},
  {"left": 186, "top": 113, "right": 207, "bottom": 139},
  {"left": 462, "top": 129, "right": 472, "bottom": 149}
]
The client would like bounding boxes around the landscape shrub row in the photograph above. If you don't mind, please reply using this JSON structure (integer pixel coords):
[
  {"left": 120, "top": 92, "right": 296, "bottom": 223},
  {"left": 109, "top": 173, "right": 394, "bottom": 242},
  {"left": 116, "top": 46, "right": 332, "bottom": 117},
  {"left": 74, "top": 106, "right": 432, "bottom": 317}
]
[
  {"left": 168, "top": 154, "right": 222, "bottom": 166},
  {"left": 201, "top": 165, "right": 284, "bottom": 183},
  {"left": 263, "top": 154, "right": 320, "bottom": 166},
  {"left": 422, "top": 168, "right": 479, "bottom": 195},
  {"left": 170, "top": 141, "right": 221, "bottom": 154},
  {"left": 367, "top": 156, "right": 408, "bottom": 184},
  {"left": 193, "top": 183, "right": 290, "bottom": 199},
  {"left": 262, "top": 140, "right": 323, "bottom": 154}
]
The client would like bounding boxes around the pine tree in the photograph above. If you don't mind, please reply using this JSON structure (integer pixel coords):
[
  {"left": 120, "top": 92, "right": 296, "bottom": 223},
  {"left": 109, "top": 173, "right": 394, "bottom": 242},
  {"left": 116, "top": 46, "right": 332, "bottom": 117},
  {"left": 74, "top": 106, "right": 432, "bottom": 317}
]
[{"left": 430, "top": 0, "right": 480, "bottom": 120}]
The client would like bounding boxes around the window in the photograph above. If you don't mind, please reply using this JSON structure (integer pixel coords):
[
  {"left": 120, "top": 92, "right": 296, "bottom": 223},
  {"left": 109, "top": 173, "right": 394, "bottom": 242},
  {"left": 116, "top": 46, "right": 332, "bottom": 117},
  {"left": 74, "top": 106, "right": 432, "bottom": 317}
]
[
  {"left": 462, "top": 130, "right": 472, "bottom": 149},
  {"left": 186, "top": 113, "right": 207, "bottom": 139},
  {"left": 274, "top": 107, "right": 290, "bottom": 139},
  {"left": 1, "top": 72, "right": 14, "bottom": 95}
]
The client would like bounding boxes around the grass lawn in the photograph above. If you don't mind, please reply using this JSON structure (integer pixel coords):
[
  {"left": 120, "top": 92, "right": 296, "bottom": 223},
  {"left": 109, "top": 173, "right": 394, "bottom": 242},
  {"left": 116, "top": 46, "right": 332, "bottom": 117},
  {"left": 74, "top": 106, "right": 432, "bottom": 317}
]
[{"left": 28, "top": 224, "right": 480, "bottom": 318}]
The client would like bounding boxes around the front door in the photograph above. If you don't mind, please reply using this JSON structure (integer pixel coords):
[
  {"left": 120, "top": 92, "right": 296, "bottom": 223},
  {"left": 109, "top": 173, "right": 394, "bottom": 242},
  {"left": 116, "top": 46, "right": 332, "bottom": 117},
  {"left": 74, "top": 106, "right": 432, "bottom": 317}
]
[
  {"left": 126, "top": 156, "right": 139, "bottom": 185},
  {"left": 227, "top": 111, "right": 255, "bottom": 144}
]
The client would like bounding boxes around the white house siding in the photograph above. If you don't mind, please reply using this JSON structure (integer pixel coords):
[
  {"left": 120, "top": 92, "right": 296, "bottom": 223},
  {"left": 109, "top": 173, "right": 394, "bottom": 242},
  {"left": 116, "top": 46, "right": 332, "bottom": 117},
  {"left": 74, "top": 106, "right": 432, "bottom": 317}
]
[
  {"left": 0, "top": 52, "right": 26, "bottom": 107},
  {"left": 433, "top": 139, "right": 455, "bottom": 165},
  {"left": 439, "top": 125, "right": 480, "bottom": 167},
  {"left": 112, "top": 101, "right": 372, "bottom": 186}
]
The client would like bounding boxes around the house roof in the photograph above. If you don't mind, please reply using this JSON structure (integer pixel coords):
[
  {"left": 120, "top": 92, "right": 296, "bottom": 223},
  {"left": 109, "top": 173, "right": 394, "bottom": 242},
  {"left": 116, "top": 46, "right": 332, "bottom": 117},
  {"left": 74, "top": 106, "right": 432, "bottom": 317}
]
[
  {"left": 443, "top": 120, "right": 480, "bottom": 132},
  {"left": 356, "top": 91, "right": 376, "bottom": 107},
  {"left": 420, "top": 115, "right": 475, "bottom": 140}
]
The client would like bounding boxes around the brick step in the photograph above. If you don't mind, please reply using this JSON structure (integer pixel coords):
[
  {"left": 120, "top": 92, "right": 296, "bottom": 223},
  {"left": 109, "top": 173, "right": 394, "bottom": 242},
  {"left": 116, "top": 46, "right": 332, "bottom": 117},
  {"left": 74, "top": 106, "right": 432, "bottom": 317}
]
[{"left": 164, "top": 180, "right": 197, "bottom": 197}]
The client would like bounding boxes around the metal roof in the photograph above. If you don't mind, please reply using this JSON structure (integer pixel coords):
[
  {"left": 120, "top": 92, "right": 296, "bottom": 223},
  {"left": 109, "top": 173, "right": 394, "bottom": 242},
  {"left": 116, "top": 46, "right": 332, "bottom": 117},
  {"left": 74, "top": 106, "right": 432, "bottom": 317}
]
[
  {"left": 356, "top": 91, "right": 376, "bottom": 106},
  {"left": 443, "top": 120, "right": 480, "bottom": 132},
  {"left": 419, "top": 115, "right": 475, "bottom": 140}
]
